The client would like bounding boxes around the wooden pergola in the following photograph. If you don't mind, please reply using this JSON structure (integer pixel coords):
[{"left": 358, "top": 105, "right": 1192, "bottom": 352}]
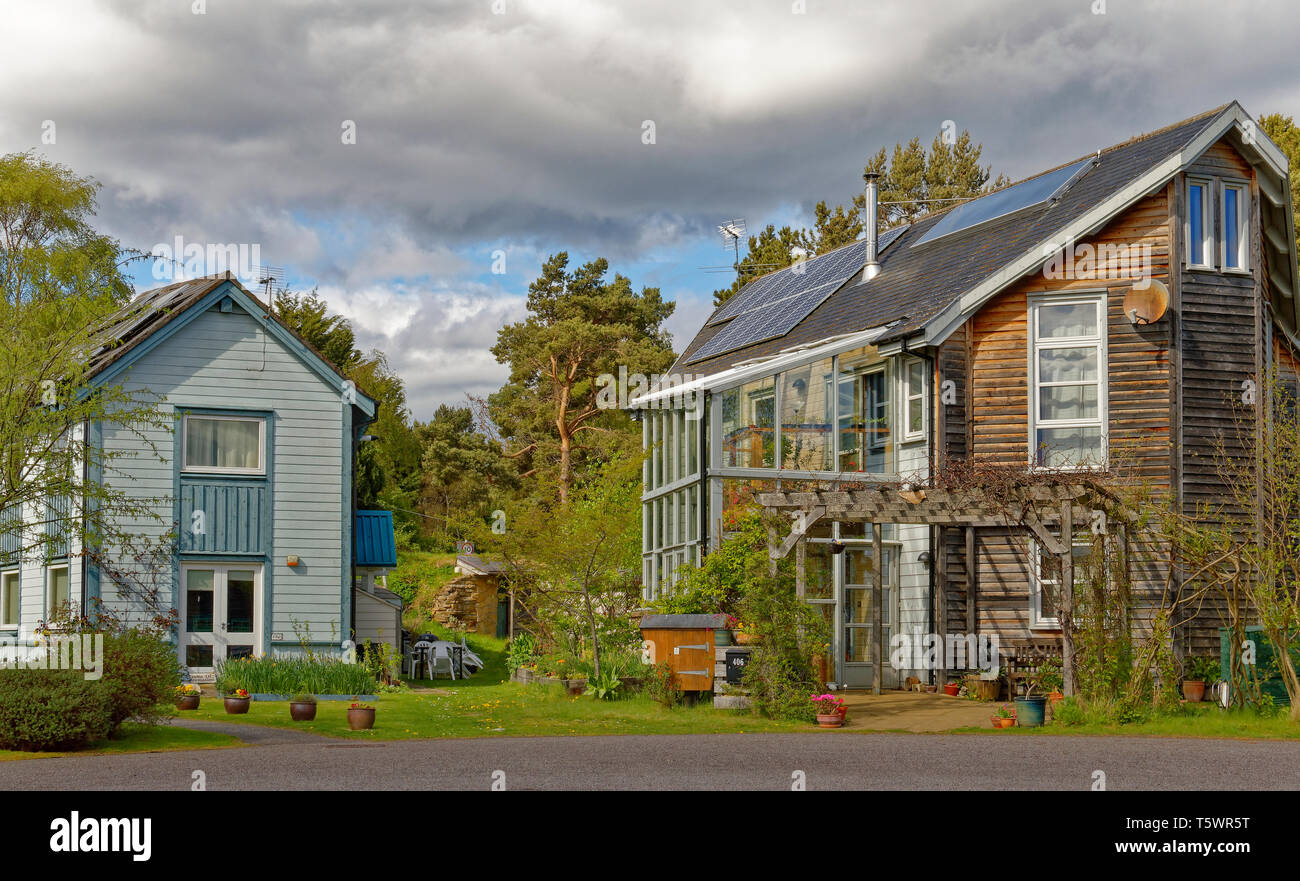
[{"left": 758, "top": 484, "right": 1128, "bottom": 695}]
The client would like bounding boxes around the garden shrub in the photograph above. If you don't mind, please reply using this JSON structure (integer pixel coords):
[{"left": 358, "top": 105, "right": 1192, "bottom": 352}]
[
  {"left": 644, "top": 661, "right": 681, "bottom": 708},
  {"left": 738, "top": 571, "right": 830, "bottom": 723},
  {"left": 99, "top": 629, "right": 182, "bottom": 730},
  {"left": 0, "top": 669, "right": 114, "bottom": 751}
]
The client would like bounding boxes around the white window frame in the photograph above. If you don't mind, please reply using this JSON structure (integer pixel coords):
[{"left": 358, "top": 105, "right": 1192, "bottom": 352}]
[
  {"left": 1220, "top": 178, "right": 1250, "bottom": 273},
  {"left": 1, "top": 569, "right": 18, "bottom": 629},
  {"left": 45, "top": 562, "right": 71, "bottom": 620},
  {"left": 902, "top": 357, "right": 927, "bottom": 442},
  {"left": 1185, "top": 176, "right": 1214, "bottom": 270},
  {"left": 1028, "top": 293, "right": 1108, "bottom": 470},
  {"left": 1030, "top": 539, "right": 1101, "bottom": 630},
  {"left": 1028, "top": 540, "right": 1060, "bottom": 629},
  {"left": 181, "top": 414, "right": 266, "bottom": 475}
]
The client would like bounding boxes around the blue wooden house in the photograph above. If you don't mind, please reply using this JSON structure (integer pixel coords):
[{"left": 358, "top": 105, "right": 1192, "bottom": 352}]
[{"left": 0, "top": 273, "right": 390, "bottom": 682}]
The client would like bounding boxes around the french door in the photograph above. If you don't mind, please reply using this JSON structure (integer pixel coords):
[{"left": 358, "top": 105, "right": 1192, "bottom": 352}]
[{"left": 180, "top": 563, "right": 262, "bottom": 682}]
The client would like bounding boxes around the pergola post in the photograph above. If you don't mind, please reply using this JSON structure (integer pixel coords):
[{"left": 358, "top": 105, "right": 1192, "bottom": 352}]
[
  {"left": 872, "top": 521, "right": 883, "bottom": 696},
  {"left": 1060, "top": 499, "right": 1077, "bottom": 697},
  {"left": 936, "top": 525, "right": 947, "bottom": 690},
  {"left": 965, "top": 525, "right": 977, "bottom": 636},
  {"left": 795, "top": 538, "right": 807, "bottom": 600}
]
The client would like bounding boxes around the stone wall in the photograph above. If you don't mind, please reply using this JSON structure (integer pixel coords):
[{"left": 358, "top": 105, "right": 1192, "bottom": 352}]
[{"left": 418, "top": 574, "right": 498, "bottom": 634}]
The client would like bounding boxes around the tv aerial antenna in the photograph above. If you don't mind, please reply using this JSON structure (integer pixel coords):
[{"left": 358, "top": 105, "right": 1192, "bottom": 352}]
[
  {"left": 251, "top": 265, "right": 287, "bottom": 312},
  {"left": 717, "top": 219, "right": 746, "bottom": 276}
]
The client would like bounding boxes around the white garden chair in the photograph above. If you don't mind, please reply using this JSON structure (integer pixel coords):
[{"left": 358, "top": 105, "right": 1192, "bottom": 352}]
[{"left": 430, "top": 643, "right": 457, "bottom": 680}]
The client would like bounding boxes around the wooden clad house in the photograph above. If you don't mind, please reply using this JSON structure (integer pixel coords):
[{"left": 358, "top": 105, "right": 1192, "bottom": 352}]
[
  {"left": 635, "top": 102, "right": 1299, "bottom": 691},
  {"left": 0, "top": 274, "right": 379, "bottom": 682}
]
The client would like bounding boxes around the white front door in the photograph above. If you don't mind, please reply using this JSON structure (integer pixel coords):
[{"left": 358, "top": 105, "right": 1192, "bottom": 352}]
[{"left": 180, "top": 563, "right": 262, "bottom": 682}]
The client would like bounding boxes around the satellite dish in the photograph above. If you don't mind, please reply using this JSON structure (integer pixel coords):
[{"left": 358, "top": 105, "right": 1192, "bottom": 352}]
[{"left": 1124, "top": 278, "right": 1169, "bottom": 325}]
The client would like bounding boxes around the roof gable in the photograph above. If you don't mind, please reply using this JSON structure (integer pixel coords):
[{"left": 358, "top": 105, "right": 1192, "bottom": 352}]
[
  {"left": 90, "top": 275, "right": 377, "bottom": 418},
  {"left": 674, "top": 102, "right": 1295, "bottom": 379}
]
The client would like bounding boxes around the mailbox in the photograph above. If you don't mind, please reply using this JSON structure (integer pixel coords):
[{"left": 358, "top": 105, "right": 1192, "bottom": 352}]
[{"left": 725, "top": 648, "right": 751, "bottom": 685}]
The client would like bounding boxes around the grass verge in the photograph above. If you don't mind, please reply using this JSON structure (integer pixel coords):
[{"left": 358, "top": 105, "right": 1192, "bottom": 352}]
[{"left": 0, "top": 721, "right": 241, "bottom": 761}]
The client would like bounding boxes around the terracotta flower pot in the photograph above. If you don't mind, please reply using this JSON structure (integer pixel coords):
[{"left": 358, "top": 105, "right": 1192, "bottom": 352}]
[
  {"left": 1182, "top": 680, "right": 1206, "bottom": 703},
  {"left": 175, "top": 695, "right": 200, "bottom": 711},
  {"left": 224, "top": 697, "right": 250, "bottom": 715},
  {"left": 289, "top": 701, "right": 317, "bottom": 721},
  {"left": 943, "top": 683, "right": 961, "bottom": 696},
  {"left": 816, "top": 713, "right": 845, "bottom": 729},
  {"left": 991, "top": 717, "right": 1015, "bottom": 729},
  {"left": 734, "top": 630, "right": 756, "bottom": 646},
  {"left": 347, "top": 707, "right": 376, "bottom": 730}
]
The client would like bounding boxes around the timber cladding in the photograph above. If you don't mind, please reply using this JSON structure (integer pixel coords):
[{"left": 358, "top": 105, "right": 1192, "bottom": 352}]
[{"left": 967, "top": 186, "right": 1173, "bottom": 482}]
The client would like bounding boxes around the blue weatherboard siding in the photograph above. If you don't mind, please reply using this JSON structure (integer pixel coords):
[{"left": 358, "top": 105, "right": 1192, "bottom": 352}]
[
  {"left": 355, "top": 510, "right": 397, "bottom": 568},
  {"left": 178, "top": 481, "right": 268, "bottom": 554},
  {"left": 94, "top": 288, "right": 367, "bottom": 642}
]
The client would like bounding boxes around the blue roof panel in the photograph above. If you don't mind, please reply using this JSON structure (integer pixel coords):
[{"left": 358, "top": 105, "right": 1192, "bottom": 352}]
[{"left": 355, "top": 510, "right": 398, "bottom": 568}]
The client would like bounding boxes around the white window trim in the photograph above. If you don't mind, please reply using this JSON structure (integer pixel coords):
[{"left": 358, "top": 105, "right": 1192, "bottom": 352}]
[
  {"left": 1185, "top": 176, "right": 1214, "bottom": 270},
  {"left": 1220, "top": 178, "right": 1250, "bottom": 274},
  {"left": 1028, "top": 540, "right": 1060, "bottom": 630},
  {"left": 902, "top": 357, "right": 927, "bottom": 442},
  {"left": 181, "top": 414, "right": 266, "bottom": 476},
  {"left": 1028, "top": 292, "right": 1108, "bottom": 471},
  {"left": 45, "top": 562, "right": 71, "bottom": 621},
  {"left": 0, "top": 569, "right": 18, "bottom": 629}
]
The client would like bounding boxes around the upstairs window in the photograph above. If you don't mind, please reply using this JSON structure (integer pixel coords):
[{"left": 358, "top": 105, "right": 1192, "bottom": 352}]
[
  {"left": 1222, "top": 181, "right": 1249, "bottom": 271},
  {"left": 1186, "top": 177, "right": 1212, "bottom": 269},
  {"left": 182, "top": 415, "right": 265, "bottom": 474},
  {"left": 903, "top": 358, "right": 926, "bottom": 441},
  {"left": 1030, "top": 295, "right": 1106, "bottom": 469}
]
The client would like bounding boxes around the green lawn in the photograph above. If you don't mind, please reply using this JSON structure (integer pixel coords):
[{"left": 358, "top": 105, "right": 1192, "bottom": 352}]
[
  {"left": 944, "top": 703, "right": 1300, "bottom": 740},
  {"left": 0, "top": 722, "right": 240, "bottom": 762},
  {"left": 190, "top": 685, "right": 809, "bottom": 739}
]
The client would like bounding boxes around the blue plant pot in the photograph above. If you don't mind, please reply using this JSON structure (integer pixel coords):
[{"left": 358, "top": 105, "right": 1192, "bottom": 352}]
[
  {"left": 713, "top": 629, "right": 734, "bottom": 647},
  {"left": 1014, "top": 696, "right": 1047, "bottom": 727}
]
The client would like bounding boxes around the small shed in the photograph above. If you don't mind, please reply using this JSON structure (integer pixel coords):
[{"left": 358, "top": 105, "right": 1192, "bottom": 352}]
[
  {"left": 639, "top": 614, "right": 729, "bottom": 692},
  {"left": 353, "top": 510, "right": 401, "bottom": 654}
]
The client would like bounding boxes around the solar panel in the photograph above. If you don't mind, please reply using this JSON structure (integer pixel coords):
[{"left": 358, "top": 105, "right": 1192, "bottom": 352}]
[
  {"left": 709, "top": 224, "right": 909, "bottom": 327},
  {"left": 913, "top": 156, "right": 1096, "bottom": 247},
  {"left": 690, "top": 224, "right": 910, "bottom": 363}
]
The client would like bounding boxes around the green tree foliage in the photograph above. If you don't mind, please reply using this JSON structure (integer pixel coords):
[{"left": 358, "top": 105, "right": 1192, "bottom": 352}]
[
  {"left": 490, "top": 252, "right": 675, "bottom": 503},
  {"left": 0, "top": 152, "right": 172, "bottom": 612},
  {"left": 474, "top": 450, "right": 644, "bottom": 680},
  {"left": 272, "top": 290, "right": 422, "bottom": 511},
  {"left": 713, "top": 129, "right": 1006, "bottom": 306},
  {"left": 1260, "top": 113, "right": 1300, "bottom": 255},
  {"left": 418, "top": 403, "right": 514, "bottom": 534}
]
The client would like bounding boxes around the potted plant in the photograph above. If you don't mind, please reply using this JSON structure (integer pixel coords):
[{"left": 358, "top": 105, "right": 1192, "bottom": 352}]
[
  {"left": 1182, "top": 655, "right": 1218, "bottom": 702},
  {"left": 965, "top": 669, "right": 1001, "bottom": 701},
  {"left": 715, "top": 615, "right": 737, "bottom": 647},
  {"left": 812, "top": 693, "right": 846, "bottom": 728},
  {"left": 1037, "top": 658, "right": 1064, "bottom": 705},
  {"left": 1014, "top": 673, "right": 1048, "bottom": 727},
  {"left": 943, "top": 678, "right": 962, "bottom": 697},
  {"left": 991, "top": 703, "right": 1016, "bottom": 728},
  {"left": 224, "top": 688, "right": 251, "bottom": 714},
  {"left": 347, "top": 700, "right": 376, "bottom": 730},
  {"left": 733, "top": 618, "right": 757, "bottom": 645},
  {"left": 174, "top": 684, "right": 201, "bottom": 711},
  {"left": 289, "top": 691, "right": 317, "bottom": 722}
]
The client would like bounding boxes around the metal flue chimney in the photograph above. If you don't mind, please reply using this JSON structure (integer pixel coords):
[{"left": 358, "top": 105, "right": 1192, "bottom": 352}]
[{"left": 862, "top": 172, "right": 881, "bottom": 282}]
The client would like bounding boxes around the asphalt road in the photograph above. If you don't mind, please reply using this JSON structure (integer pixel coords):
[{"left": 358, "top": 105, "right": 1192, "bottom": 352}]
[{"left": 3, "top": 721, "right": 1299, "bottom": 790}]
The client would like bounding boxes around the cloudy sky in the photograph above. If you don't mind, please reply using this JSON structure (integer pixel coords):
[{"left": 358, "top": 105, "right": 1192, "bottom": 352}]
[{"left": 2, "top": 0, "right": 1297, "bottom": 419}]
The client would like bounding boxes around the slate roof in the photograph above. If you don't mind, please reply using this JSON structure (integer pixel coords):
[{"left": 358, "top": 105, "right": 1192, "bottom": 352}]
[{"left": 675, "top": 104, "right": 1231, "bottom": 378}]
